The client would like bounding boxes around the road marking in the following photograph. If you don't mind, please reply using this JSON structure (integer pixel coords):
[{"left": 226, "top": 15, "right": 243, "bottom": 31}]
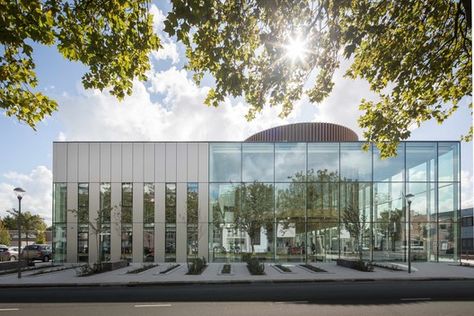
[
  {"left": 0, "top": 308, "right": 20, "bottom": 312},
  {"left": 400, "top": 297, "right": 432, "bottom": 301},
  {"left": 134, "top": 304, "right": 172, "bottom": 308}
]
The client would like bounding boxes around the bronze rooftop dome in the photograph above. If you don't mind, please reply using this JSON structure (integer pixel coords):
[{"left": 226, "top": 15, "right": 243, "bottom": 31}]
[{"left": 245, "top": 122, "right": 358, "bottom": 142}]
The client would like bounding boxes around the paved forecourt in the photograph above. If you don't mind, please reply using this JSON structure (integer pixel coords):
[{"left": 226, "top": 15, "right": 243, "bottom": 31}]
[{"left": 1, "top": 262, "right": 474, "bottom": 287}]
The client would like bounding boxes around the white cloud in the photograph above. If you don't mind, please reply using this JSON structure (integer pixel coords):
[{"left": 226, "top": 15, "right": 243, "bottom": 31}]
[
  {"left": 0, "top": 166, "right": 52, "bottom": 225},
  {"left": 55, "top": 66, "right": 315, "bottom": 142},
  {"left": 149, "top": 4, "right": 179, "bottom": 64}
]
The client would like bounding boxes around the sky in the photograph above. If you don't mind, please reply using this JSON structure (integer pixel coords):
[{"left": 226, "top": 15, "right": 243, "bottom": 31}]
[{"left": 0, "top": 2, "right": 472, "bottom": 225}]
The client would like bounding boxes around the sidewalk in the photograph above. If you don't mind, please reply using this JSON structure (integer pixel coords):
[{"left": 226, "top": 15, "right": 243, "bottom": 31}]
[{"left": 1, "top": 262, "right": 473, "bottom": 288}]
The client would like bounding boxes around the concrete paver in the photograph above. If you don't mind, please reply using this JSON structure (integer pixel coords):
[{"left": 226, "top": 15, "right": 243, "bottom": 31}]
[{"left": 0, "top": 262, "right": 473, "bottom": 287}]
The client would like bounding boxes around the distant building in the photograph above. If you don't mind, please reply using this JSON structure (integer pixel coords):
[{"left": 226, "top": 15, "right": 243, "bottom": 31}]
[
  {"left": 52, "top": 122, "right": 461, "bottom": 264},
  {"left": 8, "top": 230, "right": 52, "bottom": 248},
  {"left": 461, "top": 208, "right": 474, "bottom": 253}
]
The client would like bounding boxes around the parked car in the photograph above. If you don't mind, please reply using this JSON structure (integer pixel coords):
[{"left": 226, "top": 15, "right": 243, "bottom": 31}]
[
  {"left": 21, "top": 244, "right": 52, "bottom": 262},
  {"left": 0, "top": 246, "right": 14, "bottom": 261},
  {"left": 7, "top": 247, "right": 19, "bottom": 261}
]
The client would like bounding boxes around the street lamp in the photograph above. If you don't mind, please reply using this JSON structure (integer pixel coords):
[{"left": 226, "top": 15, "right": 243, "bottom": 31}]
[
  {"left": 13, "top": 187, "right": 26, "bottom": 279},
  {"left": 405, "top": 193, "right": 414, "bottom": 274}
]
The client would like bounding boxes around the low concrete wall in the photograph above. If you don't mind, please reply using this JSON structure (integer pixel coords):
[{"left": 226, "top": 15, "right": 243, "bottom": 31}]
[
  {"left": 101, "top": 260, "right": 128, "bottom": 272},
  {"left": 0, "top": 260, "right": 27, "bottom": 271}
]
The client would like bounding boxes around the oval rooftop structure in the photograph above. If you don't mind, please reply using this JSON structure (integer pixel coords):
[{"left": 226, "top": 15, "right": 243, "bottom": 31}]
[{"left": 245, "top": 122, "right": 358, "bottom": 142}]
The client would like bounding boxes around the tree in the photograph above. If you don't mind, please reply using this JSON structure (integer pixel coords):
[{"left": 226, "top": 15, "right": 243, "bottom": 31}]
[
  {"left": 5, "top": 210, "right": 47, "bottom": 252},
  {"left": 165, "top": 0, "right": 472, "bottom": 157},
  {"left": 234, "top": 182, "right": 274, "bottom": 254},
  {"left": 377, "top": 208, "right": 403, "bottom": 251},
  {"left": 71, "top": 205, "right": 117, "bottom": 268},
  {"left": 342, "top": 202, "right": 368, "bottom": 261},
  {"left": 0, "top": 220, "right": 11, "bottom": 246},
  {"left": 1, "top": 0, "right": 160, "bottom": 128}
]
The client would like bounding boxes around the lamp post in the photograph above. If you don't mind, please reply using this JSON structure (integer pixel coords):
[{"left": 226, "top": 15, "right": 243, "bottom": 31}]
[
  {"left": 13, "top": 187, "right": 26, "bottom": 279},
  {"left": 405, "top": 193, "right": 414, "bottom": 274}
]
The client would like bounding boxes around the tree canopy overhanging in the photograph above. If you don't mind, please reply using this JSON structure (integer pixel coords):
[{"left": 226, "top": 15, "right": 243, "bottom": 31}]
[
  {"left": 0, "top": 1, "right": 471, "bottom": 158},
  {"left": 165, "top": 0, "right": 472, "bottom": 157},
  {"left": 0, "top": 0, "right": 160, "bottom": 128}
]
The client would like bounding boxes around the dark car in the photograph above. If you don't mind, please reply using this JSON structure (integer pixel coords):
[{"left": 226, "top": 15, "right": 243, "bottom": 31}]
[
  {"left": 0, "top": 246, "right": 14, "bottom": 261},
  {"left": 21, "top": 244, "right": 52, "bottom": 262}
]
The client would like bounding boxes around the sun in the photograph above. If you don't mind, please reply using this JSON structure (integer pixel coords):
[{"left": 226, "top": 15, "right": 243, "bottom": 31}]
[{"left": 284, "top": 35, "right": 308, "bottom": 63}]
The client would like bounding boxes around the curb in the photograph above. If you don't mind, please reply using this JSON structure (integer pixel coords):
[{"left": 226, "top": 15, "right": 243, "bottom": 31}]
[{"left": 2, "top": 277, "right": 474, "bottom": 288}]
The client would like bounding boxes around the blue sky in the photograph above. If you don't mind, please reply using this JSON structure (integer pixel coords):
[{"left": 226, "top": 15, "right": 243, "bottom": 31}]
[{"left": 0, "top": 1, "right": 472, "bottom": 224}]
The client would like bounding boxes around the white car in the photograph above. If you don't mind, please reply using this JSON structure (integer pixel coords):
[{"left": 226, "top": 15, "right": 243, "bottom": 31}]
[{"left": 7, "top": 247, "right": 19, "bottom": 260}]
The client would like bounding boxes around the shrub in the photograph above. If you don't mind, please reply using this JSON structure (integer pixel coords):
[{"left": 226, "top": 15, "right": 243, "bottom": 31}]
[
  {"left": 187, "top": 257, "right": 207, "bottom": 275},
  {"left": 241, "top": 253, "right": 252, "bottom": 263},
  {"left": 247, "top": 257, "right": 265, "bottom": 275},
  {"left": 76, "top": 263, "right": 102, "bottom": 277}
]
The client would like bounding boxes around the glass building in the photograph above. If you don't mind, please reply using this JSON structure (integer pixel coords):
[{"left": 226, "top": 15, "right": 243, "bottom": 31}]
[{"left": 52, "top": 123, "right": 461, "bottom": 264}]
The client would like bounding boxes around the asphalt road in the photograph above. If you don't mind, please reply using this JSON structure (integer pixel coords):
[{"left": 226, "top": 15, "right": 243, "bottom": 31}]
[
  {"left": 0, "top": 280, "right": 473, "bottom": 304},
  {"left": 0, "top": 301, "right": 473, "bottom": 316}
]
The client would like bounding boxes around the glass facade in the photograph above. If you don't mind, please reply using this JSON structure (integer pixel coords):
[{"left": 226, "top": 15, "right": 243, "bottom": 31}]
[
  {"left": 52, "top": 140, "right": 461, "bottom": 264},
  {"left": 209, "top": 142, "right": 461, "bottom": 263},
  {"left": 187, "top": 183, "right": 199, "bottom": 259},
  {"left": 77, "top": 183, "right": 89, "bottom": 262},
  {"left": 99, "top": 183, "right": 111, "bottom": 262},
  {"left": 165, "top": 183, "right": 176, "bottom": 262},
  {"left": 52, "top": 183, "right": 67, "bottom": 262},
  {"left": 143, "top": 183, "right": 155, "bottom": 262},
  {"left": 121, "top": 183, "right": 133, "bottom": 262}
]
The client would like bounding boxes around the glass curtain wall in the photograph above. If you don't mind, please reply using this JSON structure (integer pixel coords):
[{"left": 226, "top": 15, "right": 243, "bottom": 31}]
[
  {"left": 77, "top": 183, "right": 89, "bottom": 262},
  {"left": 99, "top": 183, "right": 111, "bottom": 262},
  {"left": 187, "top": 183, "right": 198, "bottom": 259},
  {"left": 165, "top": 183, "right": 176, "bottom": 262},
  {"left": 121, "top": 183, "right": 133, "bottom": 262},
  {"left": 209, "top": 141, "right": 460, "bottom": 263},
  {"left": 143, "top": 183, "right": 155, "bottom": 262},
  {"left": 53, "top": 183, "right": 67, "bottom": 262}
]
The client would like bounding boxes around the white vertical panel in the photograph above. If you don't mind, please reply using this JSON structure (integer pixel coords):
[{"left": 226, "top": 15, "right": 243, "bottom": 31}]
[
  {"left": 133, "top": 143, "right": 144, "bottom": 182},
  {"left": 89, "top": 143, "right": 100, "bottom": 183},
  {"left": 54, "top": 143, "right": 67, "bottom": 182},
  {"left": 66, "top": 183, "right": 78, "bottom": 263},
  {"left": 122, "top": 143, "right": 133, "bottom": 182},
  {"left": 110, "top": 182, "right": 122, "bottom": 261},
  {"left": 111, "top": 143, "right": 122, "bottom": 182},
  {"left": 144, "top": 143, "right": 155, "bottom": 182},
  {"left": 88, "top": 182, "right": 100, "bottom": 264},
  {"left": 198, "top": 143, "right": 209, "bottom": 182},
  {"left": 177, "top": 143, "right": 187, "bottom": 182},
  {"left": 165, "top": 143, "right": 177, "bottom": 182},
  {"left": 187, "top": 143, "right": 199, "bottom": 182},
  {"left": 133, "top": 182, "right": 144, "bottom": 263},
  {"left": 155, "top": 182, "right": 166, "bottom": 262},
  {"left": 176, "top": 182, "right": 187, "bottom": 262},
  {"left": 67, "top": 143, "right": 78, "bottom": 183},
  {"left": 198, "top": 183, "right": 209, "bottom": 260},
  {"left": 78, "top": 143, "right": 89, "bottom": 182},
  {"left": 154, "top": 143, "right": 165, "bottom": 182},
  {"left": 100, "top": 143, "right": 111, "bottom": 182}
]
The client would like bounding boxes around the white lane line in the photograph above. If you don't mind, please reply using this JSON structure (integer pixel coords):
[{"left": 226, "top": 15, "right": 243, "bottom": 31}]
[
  {"left": 0, "top": 308, "right": 20, "bottom": 311},
  {"left": 400, "top": 297, "right": 432, "bottom": 301},
  {"left": 134, "top": 304, "right": 172, "bottom": 308}
]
